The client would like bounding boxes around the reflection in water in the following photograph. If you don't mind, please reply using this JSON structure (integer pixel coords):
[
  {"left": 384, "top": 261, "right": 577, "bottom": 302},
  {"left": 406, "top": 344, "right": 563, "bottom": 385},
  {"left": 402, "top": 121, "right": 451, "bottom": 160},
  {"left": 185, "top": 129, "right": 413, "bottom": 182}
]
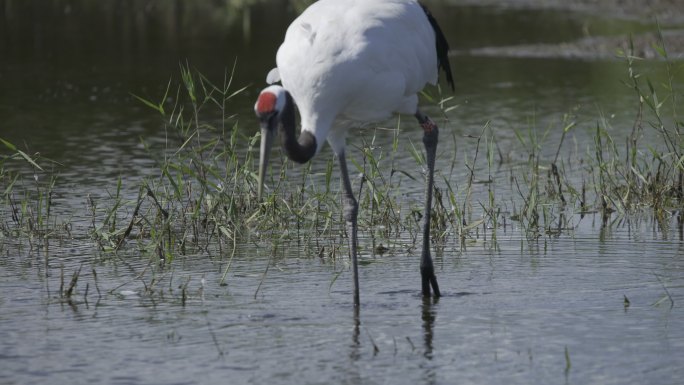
[
  {"left": 348, "top": 297, "right": 440, "bottom": 356},
  {"left": 347, "top": 306, "right": 362, "bottom": 385},
  {"left": 421, "top": 296, "right": 438, "bottom": 359},
  {"left": 421, "top": 297, "right": 439, "bottom": 385},
  {"left": 351, "top": 306, "right": 360, "bottom": 353},
  {"left": 342, "top": 298, "right": 441, "bottom": 385}
]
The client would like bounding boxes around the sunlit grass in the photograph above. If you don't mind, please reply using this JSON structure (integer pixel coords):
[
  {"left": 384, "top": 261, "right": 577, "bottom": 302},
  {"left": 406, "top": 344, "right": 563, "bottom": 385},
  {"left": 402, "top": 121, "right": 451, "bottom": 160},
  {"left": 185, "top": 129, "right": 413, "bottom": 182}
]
[{"left": 1, "top": 33, "right": 682, "bottom": 272}]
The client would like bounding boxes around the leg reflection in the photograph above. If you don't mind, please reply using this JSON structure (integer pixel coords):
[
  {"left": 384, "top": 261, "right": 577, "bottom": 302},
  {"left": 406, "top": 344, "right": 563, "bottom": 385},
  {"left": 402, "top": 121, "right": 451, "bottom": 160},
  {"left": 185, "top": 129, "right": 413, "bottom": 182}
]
[
  {"left": 346, "top": 306, "right": 362, "bottom": 384},
  {"left": 350, "top": 306, "right": 361, "bottom": 358},
  {"left": 422, "top": 296, "right": 439, "bottom": 359}
]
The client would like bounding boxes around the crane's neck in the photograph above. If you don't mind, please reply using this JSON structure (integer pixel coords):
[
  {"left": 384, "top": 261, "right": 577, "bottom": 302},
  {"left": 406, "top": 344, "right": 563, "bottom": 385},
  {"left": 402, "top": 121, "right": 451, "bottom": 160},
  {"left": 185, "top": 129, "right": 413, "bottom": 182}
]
[{"left": 279, "top": 91, "right": 317, "bottom": 164}]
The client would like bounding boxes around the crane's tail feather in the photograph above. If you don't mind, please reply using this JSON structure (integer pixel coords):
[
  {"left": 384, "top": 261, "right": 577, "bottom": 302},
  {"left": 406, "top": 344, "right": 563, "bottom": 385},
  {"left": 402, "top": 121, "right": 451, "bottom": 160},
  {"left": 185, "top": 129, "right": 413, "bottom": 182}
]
[{"left": 420, "top": 4, "right": 455, "bottom": 92}]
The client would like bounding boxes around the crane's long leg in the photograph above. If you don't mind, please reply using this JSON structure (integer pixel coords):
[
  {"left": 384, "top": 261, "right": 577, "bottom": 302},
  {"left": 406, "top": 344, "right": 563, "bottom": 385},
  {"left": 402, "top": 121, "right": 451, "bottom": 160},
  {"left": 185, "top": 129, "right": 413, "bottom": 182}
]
[
  {"left": 416, "top": 110, "right": 441, "bottom": 297},
  {"left": 338, "top": 151, "right": 360, "bottom": 307}
]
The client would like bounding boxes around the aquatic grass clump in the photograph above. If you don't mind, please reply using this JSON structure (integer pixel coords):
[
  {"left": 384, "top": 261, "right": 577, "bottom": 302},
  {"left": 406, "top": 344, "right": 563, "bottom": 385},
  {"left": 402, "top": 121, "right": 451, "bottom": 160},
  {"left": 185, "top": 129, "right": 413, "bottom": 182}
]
[
  {"left": 495, "top": 32, "right": 684, "bottom": 239},
  {"left": 4, "top": 28, "right": 683, "bottom": 273},
  {"left": 505, "top": 112, "right": 582, "bottom": 238},
  {"left": 585, "top": 35, "right": 683, "bottom": 224},
  {"left": 107, "top": 63, "right": 456, "bottom": 265},
  {"left": 94, "top": 67, "right": 238, "bottom": 255},
  {"left": 0, "top": 138, "right": 71, "bottom": 243},
  {"left": 101, "top": 64, "right": 356, "bottom": 263},
  {"left": 121, "top": 47, "right": 682, "bottom": 260}
]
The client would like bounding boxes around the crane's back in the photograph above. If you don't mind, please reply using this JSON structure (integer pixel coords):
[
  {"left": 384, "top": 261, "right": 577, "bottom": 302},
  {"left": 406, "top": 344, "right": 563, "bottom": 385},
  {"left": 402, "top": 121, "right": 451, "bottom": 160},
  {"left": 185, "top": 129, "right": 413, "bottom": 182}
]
[{"left": 275, "top": 0, "right": 439, "bottom": 130}]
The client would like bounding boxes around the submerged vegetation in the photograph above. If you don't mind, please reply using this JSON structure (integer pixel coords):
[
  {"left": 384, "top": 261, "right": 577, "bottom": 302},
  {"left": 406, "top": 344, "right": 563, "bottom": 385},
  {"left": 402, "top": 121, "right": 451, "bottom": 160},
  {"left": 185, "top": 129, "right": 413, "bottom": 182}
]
[{"left": 1, "top": 36, "right": 682, "bottom": 276}]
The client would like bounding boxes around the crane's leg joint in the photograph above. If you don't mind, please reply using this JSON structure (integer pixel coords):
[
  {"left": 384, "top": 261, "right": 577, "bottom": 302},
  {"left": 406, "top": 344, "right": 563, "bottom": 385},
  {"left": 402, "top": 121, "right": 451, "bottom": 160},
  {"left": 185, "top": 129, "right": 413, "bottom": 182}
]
[{"left": 420, "top": 263, "right": 441, "bottom": 298}]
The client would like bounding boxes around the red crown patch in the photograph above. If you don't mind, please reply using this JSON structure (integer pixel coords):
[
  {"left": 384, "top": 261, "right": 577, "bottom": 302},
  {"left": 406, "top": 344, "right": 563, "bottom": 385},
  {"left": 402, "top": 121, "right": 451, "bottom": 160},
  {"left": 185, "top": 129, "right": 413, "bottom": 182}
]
[{"left": 256, "top": 92, "right": 277, "bottom": 115}]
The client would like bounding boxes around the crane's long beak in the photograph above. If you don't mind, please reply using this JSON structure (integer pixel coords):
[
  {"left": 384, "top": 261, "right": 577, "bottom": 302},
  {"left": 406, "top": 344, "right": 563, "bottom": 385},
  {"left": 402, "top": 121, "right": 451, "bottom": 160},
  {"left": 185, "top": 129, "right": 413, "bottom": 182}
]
[{"left": 257, "top": 119, "right": 276, "bottom": 200}]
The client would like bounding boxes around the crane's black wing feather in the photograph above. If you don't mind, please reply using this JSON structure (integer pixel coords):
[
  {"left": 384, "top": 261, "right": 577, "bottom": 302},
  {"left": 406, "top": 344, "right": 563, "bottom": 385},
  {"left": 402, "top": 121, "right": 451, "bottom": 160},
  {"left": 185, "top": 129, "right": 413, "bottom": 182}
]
[{"left": 420, "top": 3, "right": 455, "bottom": 92}]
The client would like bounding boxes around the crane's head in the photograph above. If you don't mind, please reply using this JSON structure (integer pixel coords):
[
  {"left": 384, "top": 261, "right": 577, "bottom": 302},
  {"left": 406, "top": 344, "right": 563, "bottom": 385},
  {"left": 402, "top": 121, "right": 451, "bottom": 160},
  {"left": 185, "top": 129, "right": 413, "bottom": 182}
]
[{"left": 255, "top": 85, "right": 287, "bottom": 200}]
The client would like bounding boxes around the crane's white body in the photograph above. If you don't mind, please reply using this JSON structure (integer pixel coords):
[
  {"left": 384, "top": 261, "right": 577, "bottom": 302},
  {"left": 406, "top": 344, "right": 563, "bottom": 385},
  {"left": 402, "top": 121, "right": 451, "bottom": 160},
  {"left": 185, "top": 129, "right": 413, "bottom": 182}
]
[
  {"left": 268, "top": 0, "right": 439, "bottom": 155},
  {"left": 257, "top": 0, "right": 446, "bottom": 304}
]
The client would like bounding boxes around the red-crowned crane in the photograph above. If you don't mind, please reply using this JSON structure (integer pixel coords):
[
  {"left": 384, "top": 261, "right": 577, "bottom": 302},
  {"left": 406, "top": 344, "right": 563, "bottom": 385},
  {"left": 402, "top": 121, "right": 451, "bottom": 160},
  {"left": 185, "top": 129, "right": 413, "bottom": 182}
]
[{"left": 255, "top": 0, "right": 454, "bottom": 307}]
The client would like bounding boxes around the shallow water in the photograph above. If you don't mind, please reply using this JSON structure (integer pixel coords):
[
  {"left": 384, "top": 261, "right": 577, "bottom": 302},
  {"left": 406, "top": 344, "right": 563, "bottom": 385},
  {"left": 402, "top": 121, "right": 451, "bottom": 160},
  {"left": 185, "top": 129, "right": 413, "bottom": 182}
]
[
  {"left": 2, "top": 1, "right": 684, "bottom": 384},
  {"left": 2, "top": 225, "right": 683, "bottom": 384}
]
